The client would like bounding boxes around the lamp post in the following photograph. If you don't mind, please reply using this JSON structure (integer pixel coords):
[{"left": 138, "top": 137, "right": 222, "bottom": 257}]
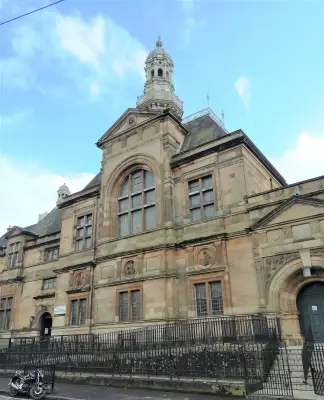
[{"left": 302, "top": 265, "right": 311, "bottom": 278}]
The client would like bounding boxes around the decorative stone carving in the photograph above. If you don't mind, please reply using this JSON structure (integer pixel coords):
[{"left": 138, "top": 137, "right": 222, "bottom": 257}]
[
  {"left": 196, "top": 248, "right": 214, "bottom": 268},
  {"left": 0, "top": 285, "right": 14, "bottom": 296},
  {"left": 72, "top": 269, "right": 89, "bottom": 288},
  {"left": 123, "top": 260, "right": 136, "bottom": 277},
  {"left": 263, "top": 252, "right": 298, "bottom": 285}
]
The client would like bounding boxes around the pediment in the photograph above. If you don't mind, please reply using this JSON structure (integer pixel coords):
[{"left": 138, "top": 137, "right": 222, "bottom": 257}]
[
  {"left": 252, "top": 196, "right": 324, "bottom": 229},
  {"left": 96, "top": 108, "right": 161, "bottom": 147},
  {"left": 5, "top": 226, "right": 37, "bottom": 239}
]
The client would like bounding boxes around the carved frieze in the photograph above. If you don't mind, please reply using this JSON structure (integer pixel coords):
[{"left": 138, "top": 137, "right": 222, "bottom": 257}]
[
  {"left": 263, "top": 252, "right": 299, "bottom": 285},
  {"left": 71, "top": 269, "right": 90, "bottom": 289},
  {"left": 0, "top": 285, "right": 14, "bottom": 296}
]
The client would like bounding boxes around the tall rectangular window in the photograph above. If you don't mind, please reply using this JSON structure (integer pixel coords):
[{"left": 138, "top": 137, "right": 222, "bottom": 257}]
[
  {"left": 76, "top": 214, "right": 92, "bottom": 251},
  {"left": 0, "top": 297, "right": 13, "bottom": 330},
  {"left": 44, "top": 247, "right": 59, "bottom": 262},
  {"left": 188, "top": 175, "right": 215, "bottom": 222},
  {"left": 194, "top": 281, "right": 223, "bottom": 316},
  {"left": 70, "top": 299, "right": 87, "bottom": 325},
  {"left": 8, "top": 242, "right": 20, "bottom": 269},
  {"left": 119, "top": 289, "right": 141, "bottom": 322}
]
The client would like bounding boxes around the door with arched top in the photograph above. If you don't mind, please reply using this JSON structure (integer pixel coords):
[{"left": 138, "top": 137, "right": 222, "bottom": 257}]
[
  {"left": 297, "top": 282, "right": 324, "bottom": 342},
  {"left": 40, "top": 312, "right": 52, "bottom": 338}
]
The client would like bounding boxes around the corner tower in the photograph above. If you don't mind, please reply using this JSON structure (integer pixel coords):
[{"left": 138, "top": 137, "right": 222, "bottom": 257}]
[{"left": 136, "top": 38, "right": 184, "bottom": 119}]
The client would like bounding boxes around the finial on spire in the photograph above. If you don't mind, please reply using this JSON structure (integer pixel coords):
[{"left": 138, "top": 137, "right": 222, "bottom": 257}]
[
  {"left": 221, "top": 109, "right": 225, "bottom": 125},
  {"left": 156, "top": 35, "right": 163, "bottom": 47},
  {"left": 206, "top": 93, "right": 210, "bottom": 108}
]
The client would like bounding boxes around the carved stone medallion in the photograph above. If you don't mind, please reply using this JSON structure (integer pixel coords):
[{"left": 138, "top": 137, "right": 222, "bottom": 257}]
[
  {"left": 123, "top": 260, "right": 136, "bottom": 277},
  {"left": 196, "top": 248, "right": 214, "bottom": 268},
  {"left": 73, "top": 270, "right": 87, "bottom": 288}
]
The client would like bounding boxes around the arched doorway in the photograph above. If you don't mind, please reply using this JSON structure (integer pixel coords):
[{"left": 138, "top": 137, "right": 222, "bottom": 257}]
[
  {"left": 297, "top": 282, "right": 324, "bottom": 342},
  {"left": 40, "top": 312, "right": 52, "bottom": 338}
]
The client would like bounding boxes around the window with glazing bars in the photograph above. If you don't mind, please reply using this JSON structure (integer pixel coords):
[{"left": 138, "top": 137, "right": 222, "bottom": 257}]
[
  {"left": 194, "top": 281, "right": 223, "bottom": 316},
  {"left": 70, "top": 299, "right": 87, "bottom": 325},
  {"left": 8, "top": 242, "right": 20, "bottom": 269},
  {"left": 119, "top": 290, "right": 141, "bottom": 322},
  {"left": 44, "top": 247, "right": 59, "bottom": 262},
  {"left": 188, "top": 175, "right": 215, "bottom": 222},
  {"left": 43, "top": 278, "right": 56, "bottom": 290},
  {"left": 76, "top": 214, "right": 92, "bottom": 251},
  {"left": 118, "top": 170, "right": 156, "bottom": 237},
  {"left": 0, "top": 297, "right": 13, "bottom": 330}
]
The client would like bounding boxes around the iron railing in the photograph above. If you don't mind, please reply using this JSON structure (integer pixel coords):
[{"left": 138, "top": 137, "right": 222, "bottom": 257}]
[
  {"left": 0, "top": 315, "right": 281, "bottom": 383},
  {"left": 4, "top": 315, "right": 281, "bottom": 354}
]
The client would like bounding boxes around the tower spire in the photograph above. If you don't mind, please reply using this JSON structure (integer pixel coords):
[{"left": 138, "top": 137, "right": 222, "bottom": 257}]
[{"left": 136, "top": 38, "right": 183, "bottom": 118}]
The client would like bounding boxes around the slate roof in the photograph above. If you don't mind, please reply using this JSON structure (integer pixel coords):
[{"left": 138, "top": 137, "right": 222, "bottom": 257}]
[
  {"left": 83, "top": 172, "right": 101, "bottom": 190},
  {"left": 181, "top": 109, "right": 228, "bottom": 152}
]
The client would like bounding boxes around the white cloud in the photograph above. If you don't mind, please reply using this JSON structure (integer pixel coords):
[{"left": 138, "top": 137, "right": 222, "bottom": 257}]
[
  {"left": 55, "top": 14, "right": 106, "bottom": 71},
  {"left": 1, "top": 5, "right": 148, "bottom": 96},
  {"left": 270, "top": 132, "right": 324, "bottom": 184},
  {"left": 234, "top": 76, "right": 251, "bottom": 108},
  {"left": 0, "top": 154, "right": 95, "bottom": 234}
]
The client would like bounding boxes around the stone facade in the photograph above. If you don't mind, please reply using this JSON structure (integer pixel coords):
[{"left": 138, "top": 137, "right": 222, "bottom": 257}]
[{"left": 1, "top": 40, "right": 324, "bottom": 344}]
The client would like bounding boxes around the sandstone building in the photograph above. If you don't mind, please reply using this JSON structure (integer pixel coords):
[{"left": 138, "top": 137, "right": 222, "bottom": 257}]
[{"left": 1, "top": 39, "right": 324, "bottom": 345}]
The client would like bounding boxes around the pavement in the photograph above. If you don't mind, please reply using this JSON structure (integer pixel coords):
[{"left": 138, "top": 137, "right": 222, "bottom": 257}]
[{"left": 0, "top": 377, "right": 244, "bottom": 400}]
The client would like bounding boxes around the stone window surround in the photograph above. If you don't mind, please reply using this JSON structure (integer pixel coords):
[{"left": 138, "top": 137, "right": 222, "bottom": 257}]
[
  {"left": 72, "top": 208, "right": 95, "bottom": 252},
  {"left": 107, "top": 163, "right": 162, "bottom": 239},
  {"left": 43, "top": 277, "right": 57, "bottom": 290},
  {"left": 7, "top": 241, "right": 20, "bottom": 269},
  {"left": 182, "top": 169, "right": 217, "bottom": 223},
  {"left": 117, "top": 169, "right": 156, "bottom": 237},
  {"left": 0, "top": 296, "right": 13, "bottom": 331},
  {"left": 66, "top": 292, "right": 89, "bottom": 327},
  {"left": 44, "top": 246, "right": 59, "bottom": 262},
  {"left": 187, "top": 271, "right": 230, "bottom": 317},
  {"left": 115, "top": 282, "right": 143, "bottom": 323}
]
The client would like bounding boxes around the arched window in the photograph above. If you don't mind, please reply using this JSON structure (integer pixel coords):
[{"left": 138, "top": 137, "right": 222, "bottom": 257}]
[
  {"left": 158, "top": 68, "right": 163, "bottom": 77},
  {"left": 151, "top": 70, "right": 154, "bottom": 79},
  {"left": 118, "top": 170, "right": 156, "bottom": 237}
]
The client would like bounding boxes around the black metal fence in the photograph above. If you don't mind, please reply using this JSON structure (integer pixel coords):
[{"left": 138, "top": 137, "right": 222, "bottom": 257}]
[
  {"left": 0, "top": 315, "right": 281, "bottom": 384},
  {"left": 4, "top": 315, "right": 280, "bottom": 354}
]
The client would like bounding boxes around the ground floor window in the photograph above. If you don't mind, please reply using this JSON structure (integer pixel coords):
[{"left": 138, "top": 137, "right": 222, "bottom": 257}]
[
  {"left": 0, "top": 297, "right": 13, "bottom": 330},
  {"left": 69, "top": 298, "right": 87, "bottom": 325},
  {"left": 119, "top": 289, "right": 141, "bottom": 322},
  {"left": 194, "top": 280, "right": 223, "bottom": 316}
]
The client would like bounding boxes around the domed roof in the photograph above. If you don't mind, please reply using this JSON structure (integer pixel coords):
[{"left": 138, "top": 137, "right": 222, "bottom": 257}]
[
  {"left": 146, "top": 38, "right": 173, "bottom": 65},
  {"left": 57, "top": 183, "right": 70, "bottom": 193}
]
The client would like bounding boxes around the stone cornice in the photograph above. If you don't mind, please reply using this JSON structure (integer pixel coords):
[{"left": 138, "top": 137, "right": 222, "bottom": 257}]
[
  {"left": 54, "top": 261, "right": 94, "bottom": 274},
  {"left": 66, "top": 286, "right": 90, "bottom": 295},
  {"left": 33, "top": 292, "right": 55, "bottom": 300},
  {"left": 57, "top": 186, "right": 99, "bottom": 209},
  {"left": 94, "top": 272, "right": 178, "bottom": 289}
]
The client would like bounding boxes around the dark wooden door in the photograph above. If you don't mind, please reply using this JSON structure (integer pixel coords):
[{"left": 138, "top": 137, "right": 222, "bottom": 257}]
[{"left": 297, "top": 283, "right": 324, "bottom": 342}]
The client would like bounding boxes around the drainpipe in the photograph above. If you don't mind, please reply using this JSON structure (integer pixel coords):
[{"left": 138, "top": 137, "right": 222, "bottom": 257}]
[{"left": 89, "top": 191, "right": 99, "bottom": 335}]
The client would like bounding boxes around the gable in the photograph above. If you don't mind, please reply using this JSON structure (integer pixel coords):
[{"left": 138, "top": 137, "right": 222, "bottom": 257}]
[
  {"left": 252, "top": 196, "right": 324, "bottom": 229},
  {"left": 6, "top": 226, "right": 24, "bottom": 239},
  {"left": 96, "top": 108, "right": 161, "bottom": 147}
]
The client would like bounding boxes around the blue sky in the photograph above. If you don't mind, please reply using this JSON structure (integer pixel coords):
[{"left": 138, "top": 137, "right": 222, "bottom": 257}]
[{"left": 1, "top": 0, "right": 324, "bottom": 231}]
